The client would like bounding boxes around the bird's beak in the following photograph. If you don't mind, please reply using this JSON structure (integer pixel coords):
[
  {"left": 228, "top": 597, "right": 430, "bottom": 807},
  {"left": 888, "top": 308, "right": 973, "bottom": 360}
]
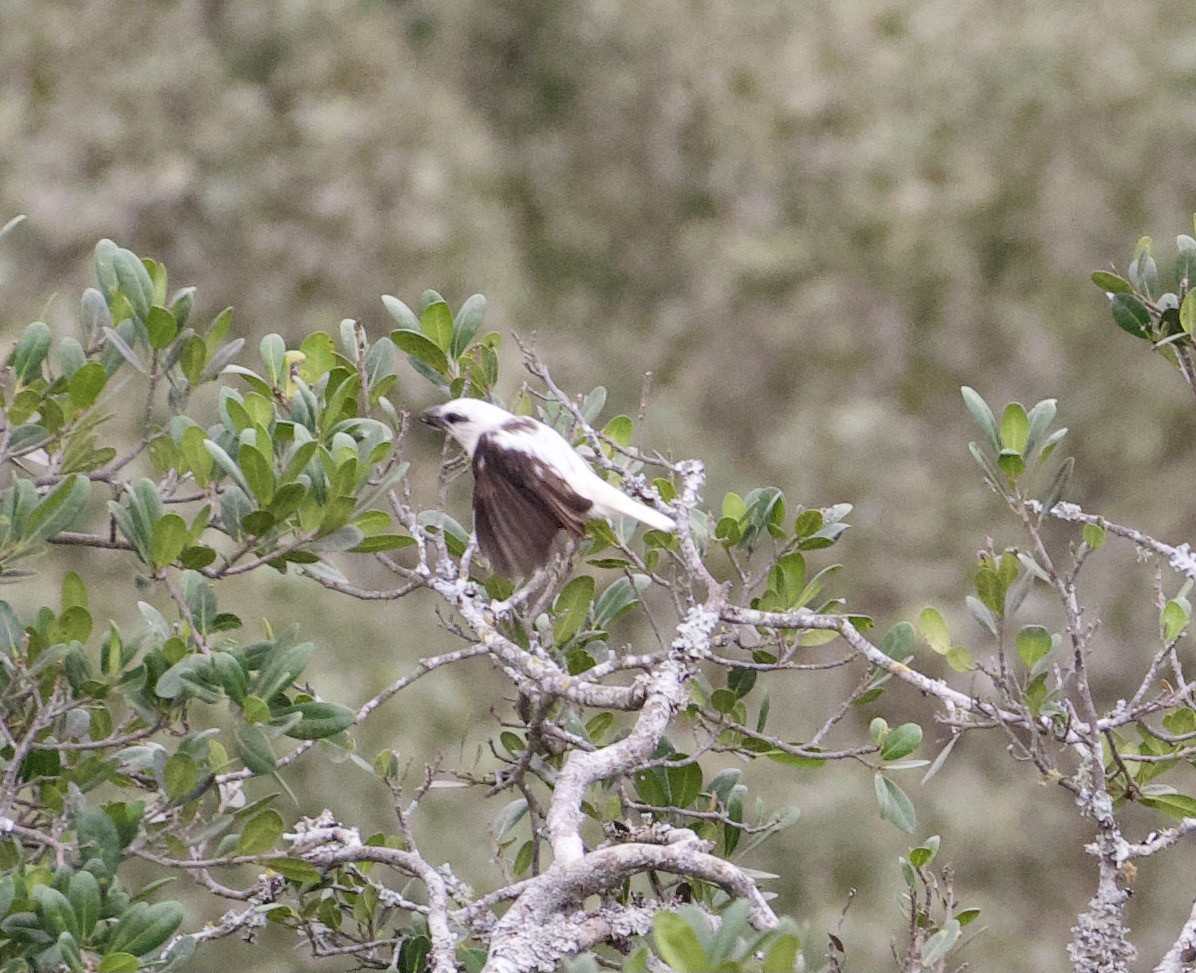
[{"left": 421, "top": 407, "right": 445, "bottom": 429}]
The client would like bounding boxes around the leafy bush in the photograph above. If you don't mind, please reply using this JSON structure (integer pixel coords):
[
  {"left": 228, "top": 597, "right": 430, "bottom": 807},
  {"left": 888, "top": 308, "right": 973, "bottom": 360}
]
[{"left": 3, "top": 225, "right": 1196, "bottom": 972}]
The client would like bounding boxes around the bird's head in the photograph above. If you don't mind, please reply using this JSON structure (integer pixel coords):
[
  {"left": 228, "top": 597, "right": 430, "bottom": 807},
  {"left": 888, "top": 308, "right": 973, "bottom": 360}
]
[{"left": 421, "top": 398, "right": 512, "bottom": 456}]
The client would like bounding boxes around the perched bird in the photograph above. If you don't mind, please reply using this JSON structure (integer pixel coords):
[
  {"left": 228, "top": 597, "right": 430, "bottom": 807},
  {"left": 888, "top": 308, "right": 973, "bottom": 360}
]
[{"left": 422, "top": 398, "right": 675, "bottom": 578}]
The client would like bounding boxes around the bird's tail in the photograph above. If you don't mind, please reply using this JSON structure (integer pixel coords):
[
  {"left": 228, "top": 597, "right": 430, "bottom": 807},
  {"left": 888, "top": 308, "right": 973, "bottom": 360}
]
[{"left": 592, "top": 481, "right": 676, "bottom": 532}]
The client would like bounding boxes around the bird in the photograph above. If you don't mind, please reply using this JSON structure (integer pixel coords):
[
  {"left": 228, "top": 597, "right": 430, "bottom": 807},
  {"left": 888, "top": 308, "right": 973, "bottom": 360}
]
[{"left": 422, "top": 398, "right": 675, "bottom": 578}]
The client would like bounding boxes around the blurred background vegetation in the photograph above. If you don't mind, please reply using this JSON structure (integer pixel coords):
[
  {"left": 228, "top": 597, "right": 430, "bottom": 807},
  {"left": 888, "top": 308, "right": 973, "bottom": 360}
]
[{"left": 5, "top": 0, "right": 1196, "bottom": 968}]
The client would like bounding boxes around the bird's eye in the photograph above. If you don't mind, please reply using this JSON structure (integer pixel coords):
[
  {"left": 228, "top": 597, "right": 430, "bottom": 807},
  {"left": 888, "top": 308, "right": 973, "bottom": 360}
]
[{"left": 443, "top": 412, "right": 465, "bottom": 424}]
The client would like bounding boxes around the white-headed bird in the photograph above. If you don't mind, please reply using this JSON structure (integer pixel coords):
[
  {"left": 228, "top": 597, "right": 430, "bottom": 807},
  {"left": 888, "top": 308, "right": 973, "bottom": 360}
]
[{"left": 422, "top": 398, "right": 675, "bottom": 578}]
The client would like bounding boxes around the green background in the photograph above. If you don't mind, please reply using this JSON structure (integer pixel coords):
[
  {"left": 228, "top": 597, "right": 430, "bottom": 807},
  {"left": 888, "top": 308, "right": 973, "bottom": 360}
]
[{"left": 4, "top": 0, "right": 1196, "bottom": 968}]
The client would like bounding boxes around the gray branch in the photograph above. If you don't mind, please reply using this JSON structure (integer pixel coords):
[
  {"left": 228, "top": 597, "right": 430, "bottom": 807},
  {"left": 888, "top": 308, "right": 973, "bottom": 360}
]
[
  {"left": 483, "top": 838, "right": 778, "bottom": 973},
  {"left": 546, "top": 656, "right": 687, "bottom": 863},
  {"left": 287, "top": 815, "right": 457, "bottom": 973},
  {"left": 1155, "top": 896, "right": 1196, "bottom": 973},
  {"left": 430, "top": 574, "right": 645, "bottom": 711}
]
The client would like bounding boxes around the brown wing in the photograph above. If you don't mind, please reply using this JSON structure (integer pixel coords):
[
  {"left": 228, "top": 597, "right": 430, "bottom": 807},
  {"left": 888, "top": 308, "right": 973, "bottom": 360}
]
[{"left": 473, "top": 435, "right": 593, "bottom": 578}]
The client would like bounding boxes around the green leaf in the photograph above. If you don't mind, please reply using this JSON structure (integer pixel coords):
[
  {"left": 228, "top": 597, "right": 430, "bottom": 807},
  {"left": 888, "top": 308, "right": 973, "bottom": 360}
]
[
  {"left": 553, "top": 576, "right": 595, "bottom": 645},
  {"left": 945, "top": 646, "right": 973, "bottom": 672},
  {"left": 1138, "top": 238, "right": 1160, "bottom": 293},
  {"left": 0, "top": 601, "right": 21, "bottom": 653},
  {"left": 1023, "top": 399, "right": 1058, "bottom": 458},
  {"left": 68, "top": 362, "right": 108, "bottom": 409},
  {"left": 251, "top": 642, "right": 313, "bottom": 701},
  {"left": 116, "top": 900, "right": 184, "bottom": 957},
  {"left": 271, "top": 858, "right": 323, "bottom": 884},
  {"left": 275, "top": 701, "right": 356, "bottom": 740},
  {"left": 420, "top": 300, "right": 454, "bottom": 352},
  {"left": 204, "top": 439, "right": 252, "bottom": 495},
  {"left": 365, "top": 338, "right": 395, "bottom": 390},
  {"left": 960, "top": 387, "right": 999, "bottom": 452},
  {"left": 452, "top": 294, "right": 486, "bottom": 357},
  {"left": 163, "top": 753, "right": 198, "bottom": 800},
  {"left": 1016, "top": 625, "right": 1052, "bottom": 667},
  {"left": 59, "top": 336, "right": 87, "bottom": 379},
  {"left": 1000, "top": 403, "right": 1029, "bottom": 454},
  {"left": 492, "top": 798, "right": 528, "bottom": 839},
  {"left": 241, "top": 695, "right": 270, "bottom": 725},
  {"left": 180, "top": 570, "right": 217, "bottom": 635},
  {"left": 238, "top": 445, "right": 275, "bottom": 507},
  {"left": 94, "top": 238, "right": 120, "bottom": 292},
  {"left": 918, "top": 607, "right": 949, "bottom": 654},
  {"left": 178, "top": 425, "right": 213, "bottom": 486},
  {"left": 653, "top": 911, "right": 710, "bottom": 973},
  {"left": 765, "top": 747, "right": 826, "bottom": 769},
  {"left": 25, "top": 475, "right": 90, "bottom": 543},
  {"left": 348, "top": 533, "right": 415, "bottom": 554},
  {"left": 11, "top": 320, "right": 52, "bottom": 383},
  {"left": 1182, "top": 292, "right": 1196, "bottom": 336},
  {"left": 237, "top": 808, "right": 284, "bottom": 855},
  {"left": 150, "top": 514, "right": 188, "bottom": 569},
  {"left": 769, "top": 551, "right": 806, "bottom": 604},
  {"left": 75, "top": 807, "right": 121, "bottom": 876},
  {"left": 666, "top": 760, "right": 703, "bottom": 809},
  {"left": 296, "top": 331, "right": 336, "bottom": 384},
  {"left": 1038, "top": 429, "right": 1069, "bottom": 461},
  {"left": 997, "top": 448, "right": 1024, "bottom": 479},
  {"left": 921, "top": 919, "right": 961, "bottom": 966},
  {"left": 381, "top": 295, "right": 420, "bottom": 330},
  {"left": 512, "top": 840, "right": 533, "bottom": 876},
  {"left": 1091, "top": 271, "right": 1133, "bottom": 294},
  {"left": 1141, "top": 792, "right": 1196, "bottom": 820},
  {"left": 1037, "top": 456, "right": 1074, "bottom": 522},
  {"left": 974, "top": 568, "right": 1005, "bottom": 617},
  {"left": 1109, "top": 292, "right": 1151, "bottom": 338},
  {"left": 161, "top": 934, "right": 196, "bottom": 971},
  {"left": 881, "top": 723, "right": 923, "bottom": 761},
  {"left": 633, "top": 768, "right": 668, "bottom": 807},
  {"left": 279, "top": 441, "right": 318, "bottom": 486},
  {"left": 390, "top": 329, "right": 450, "bottom": 375},
  {"left": 204, "top": 654, "right": 245, "bottom": 706},
  {"left": 260, "top": 334, "right": 286, "bottom": 386},
  {"left": 102, "top": 323, "right": 146, "bottom": 374},
  {"left": 762, "top": 933, "right": 801, "bottom": 973},
  {"left": 1179, "top": 235, "right": 1196, "bottom": 288},
  {"left": 592, "top": 575, "right": 646, "bottom": 628},
  {"left": 710, "top": 688, "right": 738, "bottom": 714},
  {"left": 112, "top": 248, "right": 155, "bottom": 320},
  {"left": 879, "top": 621, "right": 916, "bottom": 662},
  {"left": 235, "top": 723, "right": 277, "bottom": 775},
  {"left": 67, "top": 871, "right": 100, "bottom": 939},
  {"left": 874, "top": 774, "right": 916, "bottom": 833},
  {"left": 965, "top": 594, "right": 997, "bottom": 636},
  {"left": 1163, "top": 600, "right": 1189, "bottom": 644},
  {"left": 61, "top": 571, "right": 87, "bottom": 613},
  {"left": 909, "top": 838, "right": 939, "bottom": 869},
  {"left": 155, "top": 655, "right": 214, "bottom": 700},
  {"left": 604, "top": 415, "right": 633, "bottom": 447},
  {"left": 169, "top": 284, "right": 196, "bottom": 327},
  {"left": 145, "top": 306, "right": 178, "bottom": 350},
  {"left": 728, "top": 666, "right": 756, "bottom": 698},
  {"left": 580, "top": 386, "right": 607, "bottom": 424},
  {"left": 34, "top": 885, "right": 80, "bottom": 940},
  {"left": 98, "top": 954, "right": 140, "bottom": 973}
]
